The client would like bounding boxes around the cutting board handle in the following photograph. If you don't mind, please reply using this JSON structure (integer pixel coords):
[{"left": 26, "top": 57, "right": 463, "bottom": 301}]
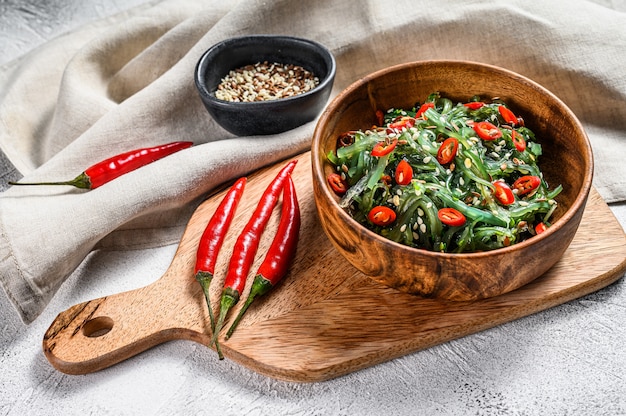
[{"left": 42, "top": 257, "right": 213, "bottom": 375}]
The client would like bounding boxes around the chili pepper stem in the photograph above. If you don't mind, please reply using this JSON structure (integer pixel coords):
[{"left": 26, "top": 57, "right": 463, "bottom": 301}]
[
  {"left": 195, "top": 272, "right": 224, "bottom": 359},
  {"left": 225, "top": 275, "right": 273, "bottom": 340},
  {"left": 194, "top": 271, "right": 216, "bottom": 330},
  {"left": 209, "top": 288, "right": 240, "bottom": 359},
  {"left": 8, "top": 172, "right": 92, "bottom": 189}
]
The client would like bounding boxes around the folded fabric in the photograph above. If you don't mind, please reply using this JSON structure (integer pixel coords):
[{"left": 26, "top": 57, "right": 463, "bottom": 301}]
[{"left": 1, "top": 0, "right": 625, "bottom": 324}]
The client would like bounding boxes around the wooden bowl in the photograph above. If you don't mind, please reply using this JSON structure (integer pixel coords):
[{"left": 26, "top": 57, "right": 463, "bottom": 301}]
[{"left": 311, "top": 60, "right": 593, "bottom": 301}]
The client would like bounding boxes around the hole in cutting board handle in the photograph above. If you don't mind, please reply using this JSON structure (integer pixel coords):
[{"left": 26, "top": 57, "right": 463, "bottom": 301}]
[{"left": 82, "top": 316, "right": 114, "bottom": 338}]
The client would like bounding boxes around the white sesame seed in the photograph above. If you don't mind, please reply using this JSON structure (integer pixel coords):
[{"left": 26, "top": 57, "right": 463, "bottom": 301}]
[{"left": 215, "top": 61, "right": 319, "bottom": 102}]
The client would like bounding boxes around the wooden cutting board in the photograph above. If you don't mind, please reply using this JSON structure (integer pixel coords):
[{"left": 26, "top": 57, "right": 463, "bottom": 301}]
[{"left": 43, "top": 152, "right": 626, "bottom": 382}]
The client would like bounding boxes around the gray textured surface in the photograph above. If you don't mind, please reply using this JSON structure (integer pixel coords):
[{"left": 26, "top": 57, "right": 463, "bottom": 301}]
[{"left": 1, "top": 2, "right": 625, "bottom": 415}]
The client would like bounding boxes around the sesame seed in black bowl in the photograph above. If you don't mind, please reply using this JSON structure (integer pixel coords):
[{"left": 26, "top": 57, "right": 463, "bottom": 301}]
[{"left": 194, "top": 35, "right": 336, "bottom": 136}]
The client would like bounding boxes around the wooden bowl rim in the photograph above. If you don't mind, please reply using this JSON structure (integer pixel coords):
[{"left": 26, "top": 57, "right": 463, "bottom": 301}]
[{"left": 312, "top": 59, "right": 594, "bottom": 260}]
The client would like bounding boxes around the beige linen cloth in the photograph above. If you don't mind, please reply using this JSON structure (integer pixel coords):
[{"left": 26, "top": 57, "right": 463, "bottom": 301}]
[{"left": 1, "top": 0, "right": 625, "bottom": 324}]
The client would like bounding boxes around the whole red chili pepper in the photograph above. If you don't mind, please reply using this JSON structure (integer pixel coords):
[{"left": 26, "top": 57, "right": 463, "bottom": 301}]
[
  {"left": 8, "top": 141, "right": 193, "bottom": 189},
  {"left": 225, "top": 175, "right": 300, "bottom": 340},
  {"left": 194, "top": 177, "right": 247, "bottom": 358},
  {"left": 210, "top": 159, "right": 298, "bottom": 353}
]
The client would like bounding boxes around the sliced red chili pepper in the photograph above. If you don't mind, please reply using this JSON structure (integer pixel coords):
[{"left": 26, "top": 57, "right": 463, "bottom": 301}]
[
  {"left": 375, "top": 109, "right": 385, "bottom": 126},
  {"left": 371, "top": 138, "right": 397, "bottom": 157},
  {"left": 512, "top": 175, "right": 541, "bottom": 196},
  {"left": 225, "top": 175, "right": 300, "bottom": 340},
  {"left": 210, "top": 160, "right": 297, "bottom": 356},
  {"left": 473, "top": 121, "right": 503, "bottom": 141},
  {"left": 327, "top": 173, "right": 348, "bottom": 195},
  {"left": 498, "top": 105, "right": 518, "bottom": 126},
  {"left": 436, "top": 137, "right": 459, "bottom": 165},
  {"left": 368, "top": 206, "right": 396, "bottom": 226},
  {"left": 463, "top": 101, "right": 485, "bottom": 110},
  {"left": 511, "top": 130, "right": 526, "bottom": 152},
  {"left": 535, "top": 222, "right": 548, "bottom": 234},
  {"left": 381, "top": 174, "right": 392, "bottom": 185},
  {"left": 438, "top": 207, "right": 466, "bottom": 227},
  {"left": 416, "top": 102, "right": 435, "bottom": 118},
  {"left": 492, "top": 181, "right": 515, "bottom": 205},
  {"left": 389, "top": 116, "right": 415, "bottom": 131},
  {"left": 395, "top": 160, "right": 413, "bottom": 185},
  {"left": 8, "top": 141, "right": 193, "bottom": 190}
]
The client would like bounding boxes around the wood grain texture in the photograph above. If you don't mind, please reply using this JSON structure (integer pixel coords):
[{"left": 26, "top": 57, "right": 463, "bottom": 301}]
[{"left": 43, "top": 152, "right": 625, "bottom": 382}]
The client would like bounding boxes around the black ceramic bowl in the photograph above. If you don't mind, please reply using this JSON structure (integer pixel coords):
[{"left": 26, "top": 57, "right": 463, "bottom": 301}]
[{"left": 194, "top": 35, "right": 336, "bottom": 136}]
